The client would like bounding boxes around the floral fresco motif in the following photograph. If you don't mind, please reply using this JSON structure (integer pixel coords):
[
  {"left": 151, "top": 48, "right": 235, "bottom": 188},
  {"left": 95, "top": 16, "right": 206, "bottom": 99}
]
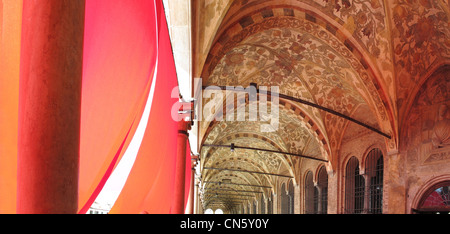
[
  {"left": 208, "top": 14, "right": 389, "bottom": 122},
  {"left": 201, "top": 102, "right": 326, "bottom": 182},
  {"left": 313, "top": 0, "right": 388, "bottom": 58},
  {"left": 208, "top": 27, "right": 365, "bottom": 116},
  {"left": 205, "top": 138, "right": 284, "bottom": 173},
  {"left": 392, "top": 0, "right": 450, "bottom": 75},
  {"left": 205, "top": 23, "right": 383, "bottom": 161},
  {"left": 391, "top": 0, "right": 450, "bottom": 116},
  {"left": 193, "top": 0, "right": 450, "bottom": 211},
  {"left": 225, "top": 0, "right": 389, "bottom": 60}
]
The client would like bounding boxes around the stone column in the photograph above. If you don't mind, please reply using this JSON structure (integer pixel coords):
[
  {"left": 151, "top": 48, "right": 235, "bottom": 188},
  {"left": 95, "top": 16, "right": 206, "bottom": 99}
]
[
  {"left": 172, "top": 120, "right": 191, "bottom": 214},
  {"left": 263, "top": 197, "right": 268, "bottom": 214},
  {"left": 327, "top": 170, "right": 338, "bottom": 214},
  {"left": 272, "top": 192, "right": 278, "bottom": 214},
  {"left": 186, "top": 156, "right": 198, "bottom": 214},
  {"left": 194, "top": 173, "right": 201, "bottom": 214},
  {"left": 17, "top": 0, "right": 85, "bottom": 214},
  {"left": 293, "top": 184, "right": 299, "bottom": 214},
  {"left": 184, "top": 163, "right": 194, "bottom": 214},
  {"left": 385, "top": 150, "right": 407, "bottom": 214},
  {"left": 362, "top": 174, "right": 370, "bottom": 213}
]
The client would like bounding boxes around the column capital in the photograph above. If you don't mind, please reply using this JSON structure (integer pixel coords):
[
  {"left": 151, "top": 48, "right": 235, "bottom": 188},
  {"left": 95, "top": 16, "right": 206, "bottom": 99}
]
[
  {"left": 191, "top": 154, "right": 199, "bottom": 168},
  {"left": 387, "top": 149, "right": 400, "bottom": 156},
  {"left": 178, "top": 119, "right": 191, "bottom": 137}
]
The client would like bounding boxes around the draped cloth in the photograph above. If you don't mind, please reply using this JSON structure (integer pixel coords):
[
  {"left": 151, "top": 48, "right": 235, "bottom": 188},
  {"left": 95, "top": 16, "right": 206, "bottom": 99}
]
[
  {"left": 1, "top": 0, "right": 182, "bottom": 214},
  {"left": 78, "top": 0, "right": 160, "bottom": 213},
  {"left": 108, "top": 0, "right": 180, "bottom": 213}
]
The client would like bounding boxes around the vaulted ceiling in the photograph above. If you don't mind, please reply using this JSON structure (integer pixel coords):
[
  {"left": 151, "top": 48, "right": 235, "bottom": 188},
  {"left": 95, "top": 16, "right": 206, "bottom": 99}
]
[{"left": 192, "top": 0, "right": 450, "bottom": 212}]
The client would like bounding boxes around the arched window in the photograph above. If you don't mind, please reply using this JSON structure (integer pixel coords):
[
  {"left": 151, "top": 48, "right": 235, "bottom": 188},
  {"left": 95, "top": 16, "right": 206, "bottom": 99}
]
[
  {"left": 305, "top": 171, "right": 315, "bottom": 214},
  {"left": 204, "top": 208, "right": 214, "bottom": 214},
  {"left": 288, "top": 180, "right": 295, "bottom": 214},
  {"left": 365, "top": 148, "right": 383, "bottom": 214},
  {"left": 260, "top": 195, "right": 266, "bottom": 214},
  {"left": 345, "top": 157, "right": 364, "bottom": 214},
  {"left": 280, "top": 183, "right": 289, "bottom": 214},
  {"left": 415, "top": 181, "right": 450, "bottom": 214},
  {"left": 317, "top": 166, "right": 328, "bottom": 214},
  {"left": 313, "top": 186, "right": 319, "bottom": 214}
]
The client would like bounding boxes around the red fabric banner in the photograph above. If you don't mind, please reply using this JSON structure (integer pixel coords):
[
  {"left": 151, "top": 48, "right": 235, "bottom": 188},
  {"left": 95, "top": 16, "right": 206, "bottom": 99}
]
[
  {"left": 108, "top": 0, "right": 180, "bottom": 214},
  {"left": 0, "top": 0, "right": 182, "bottom": 214},
  {"left": 78, "top": 0, "right": 158, "bottom": 212}
]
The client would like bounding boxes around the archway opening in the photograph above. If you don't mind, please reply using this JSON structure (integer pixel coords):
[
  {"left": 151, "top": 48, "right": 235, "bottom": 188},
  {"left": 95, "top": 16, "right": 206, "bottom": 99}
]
[
  {"left": 414, "top": 181, "right": 450, "bottom": 214},
  {"left": 204, "top": 208, "right": 214, "bottom": 214}
]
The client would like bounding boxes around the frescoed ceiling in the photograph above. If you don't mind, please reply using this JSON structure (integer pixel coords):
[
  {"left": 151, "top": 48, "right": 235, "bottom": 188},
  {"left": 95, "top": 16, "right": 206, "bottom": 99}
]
[
  {"left": 389, "top": 0, "right": 450, "bottom": 129},
  {"left": 192, "top": 0, "right": 450, "bottom": 212}
]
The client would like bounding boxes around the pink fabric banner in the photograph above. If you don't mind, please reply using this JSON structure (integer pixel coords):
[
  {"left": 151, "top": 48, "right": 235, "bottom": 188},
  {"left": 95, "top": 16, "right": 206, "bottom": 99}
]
[
  {"left": 78, "top": 0, "right": 158, "bottom": 212},
  {"left": 108, "top": 0, "right": 181, "bottom": 214}
]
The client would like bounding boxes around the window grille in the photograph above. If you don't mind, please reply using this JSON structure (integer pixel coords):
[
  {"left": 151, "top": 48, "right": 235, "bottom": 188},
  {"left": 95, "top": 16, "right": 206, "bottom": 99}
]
[
  {"left": 345, "top": 157, "right": 364, "bottom": 214},
  {"left": 415, "top": 181, "right": 450, "bottom": 214},
  {"left": 366, "top": 148, "right": 383, "bottom": 214},
  {"left": 288, "top": 180, "right": 295, "bottom": 214},
  {"left": 317, "top": 166, "right": 328, "bottom": 214},
  {"left": 313, "top": 186, "right": 319, "bottom": 214},
  {"left": 260, "top": 195, "right": 265, "bottom": 214},
  {"left": 305, "top": 171, "right": 315, "bottom": 214}
]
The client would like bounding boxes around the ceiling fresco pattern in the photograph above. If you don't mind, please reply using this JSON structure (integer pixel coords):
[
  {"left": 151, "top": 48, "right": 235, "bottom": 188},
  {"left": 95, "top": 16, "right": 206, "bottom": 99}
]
[
  {"left": 390, "top": 0, "right": 450, "bottom": 127},
  {"left": 192, "top": 0, "right": 450, "bottom": 211}
]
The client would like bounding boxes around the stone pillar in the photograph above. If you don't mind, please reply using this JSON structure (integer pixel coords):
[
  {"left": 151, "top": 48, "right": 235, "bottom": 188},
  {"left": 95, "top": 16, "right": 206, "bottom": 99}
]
[
  {"left": 385, "top": 150, "right": 406, "bottom": 214},
  {"left": 298, "top": 182, "right": 304, "bottom": 214},
  {"left": 327, "top": 170, "right": 338, "bottom": 214},
  {"left": 172, "top": 120, "right": 191, "bottom": 214},
  {"left": 186, "top": 156, "right": 198, "bottom": 214},
  {"left": 184, "top": 164, "right": 194, "bottom": 214},
  {"left": 17, "top": 0, "right": 85, "bottom": 214},
  {"left": 193, "top": 180, "right": 198, "bottom": 214},
  {"left": 197, "top": 198, "right": 204, "bottom": 214},
  {"left": 272, "top": 192, "right": 278, "bottom": 214},
  {"left": 194, "top": 174, "right": 200, "bottom": 214},
  {"left": 362, "top": 174, "right": 370, "bottom": 213}
]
